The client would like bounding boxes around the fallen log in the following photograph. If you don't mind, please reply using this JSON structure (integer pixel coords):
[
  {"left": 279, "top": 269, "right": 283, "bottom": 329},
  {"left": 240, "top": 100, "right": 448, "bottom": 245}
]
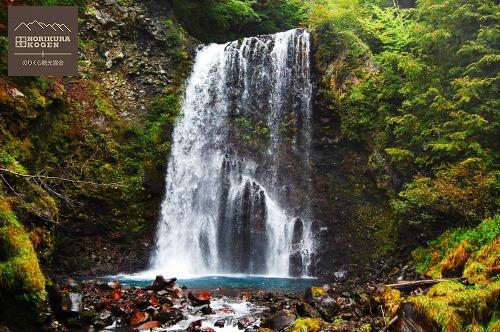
[{"left": 385, "top": 278, "right": 467, "bottom": 292}]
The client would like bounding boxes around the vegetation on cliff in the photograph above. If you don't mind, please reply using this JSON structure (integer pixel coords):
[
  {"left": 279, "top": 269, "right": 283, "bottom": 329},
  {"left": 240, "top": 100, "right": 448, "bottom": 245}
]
[
  {"left": 296, "top": 0, "right": 498, "bottom": 328},
  {"left": 302, "top": 0, "right": 498, "bottom": 236}
]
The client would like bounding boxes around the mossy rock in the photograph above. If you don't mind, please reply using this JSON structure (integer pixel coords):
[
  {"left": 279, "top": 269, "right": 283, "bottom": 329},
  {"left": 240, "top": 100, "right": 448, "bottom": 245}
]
[
  {"left": 306, "top": 286, "right": 326, "bottom": 300},
  {"left": 0, "top": 195, "right": 46, "bottom": 303},
  {"left": 292, "top": 317, "right": 322, "bottom": 332},
  {"left": 409, "top": 280, "right": 500, "bottom": 331}
]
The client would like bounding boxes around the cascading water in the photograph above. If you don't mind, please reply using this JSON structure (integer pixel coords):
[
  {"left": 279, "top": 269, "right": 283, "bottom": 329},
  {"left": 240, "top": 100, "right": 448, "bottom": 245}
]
[{"left": 150, "top": 28, "right": 314, "bottom": 277}]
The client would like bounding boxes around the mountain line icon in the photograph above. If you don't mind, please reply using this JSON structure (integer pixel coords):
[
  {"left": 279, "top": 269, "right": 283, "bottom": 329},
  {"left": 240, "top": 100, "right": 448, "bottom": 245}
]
[{"left": 14, "top": 20, "right": 71, "bottom": 33}]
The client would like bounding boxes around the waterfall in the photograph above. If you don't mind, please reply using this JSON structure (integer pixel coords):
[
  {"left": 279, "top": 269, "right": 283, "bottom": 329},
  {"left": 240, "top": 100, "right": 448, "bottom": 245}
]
[{"left": 150, "top": 29, "right": 314, "bottom": 277}]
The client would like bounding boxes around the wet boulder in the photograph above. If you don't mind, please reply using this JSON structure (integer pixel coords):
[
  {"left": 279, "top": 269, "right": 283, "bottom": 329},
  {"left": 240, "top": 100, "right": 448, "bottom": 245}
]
[
  {"left": 262, "top": 310, "right": 295, "bottom": 331},
  {"left": 94, "top": 310, "right": 113, "bottom": 329},
  {"left": 201, "top": 305, "right": 214, "bottom": 315},
  {"left": 214, "top": 318, "right": 227, "bottom": 328},
  {"left": 46, "top": 285, "right": 77, "bottom": 318},
  {"left": 238, "top": 315, "right": 258, "bottom": 329},
  {"left": 187, "top": 319, "right": 203, "bottom": 332},
  {"left": 107, "top": 281, "right": 121, "bottom": 290},
  {"left": 289, "top": 249, "right": 304, "bottom": 277},
  {"left": 317, "top": 297, "right": 340, "bottom": 321},
  {"left": 130, "top": 310, "right": 149, "bottom": 326},
  {"left": 150, "top": 275, "right": 177, "bottom": 291},
  {"left": 154, "top": 306, "right": 183, "bottom": 324},
  {"left": 188, "top": 291, "right": 211, "bottom": 306},
  {"left": 305, "top": 286, "right": 327, "bottom": 302},
  {"left": 296, "top": 302, "right": 321, "bottom": 318}
]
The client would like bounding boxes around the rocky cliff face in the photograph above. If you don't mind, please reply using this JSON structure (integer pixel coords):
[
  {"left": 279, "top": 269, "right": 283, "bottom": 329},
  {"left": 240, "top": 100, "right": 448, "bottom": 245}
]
[
  {"left": 308, "top": 35, "right": 401, "bottom": 280},
  {"left": 49, "top": 0, "right": 197, "bottom": 276}
]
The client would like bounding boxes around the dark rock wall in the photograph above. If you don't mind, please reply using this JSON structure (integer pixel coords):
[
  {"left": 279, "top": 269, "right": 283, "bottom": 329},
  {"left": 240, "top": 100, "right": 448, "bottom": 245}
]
[{"left": 308, "top": 36, "right": 399, "bottom": 279}]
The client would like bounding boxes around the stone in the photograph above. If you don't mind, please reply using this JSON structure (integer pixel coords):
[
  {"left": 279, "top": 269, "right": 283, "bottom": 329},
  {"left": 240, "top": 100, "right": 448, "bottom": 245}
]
[
  {"left": 201, "top": 328, "right": 216, "bottom": 332},
  {"left": 69, "top": 292, "right": 83, "bottom": 312},
  {"left": 154, "top": 306, "right": 183, "bottom": 324},
  {"left": 9, "top": 88, "right": 25, "bottom": 98},
  {"left": 99, "top": 310, "right": 113, "bottom": 321},
  {"left": 296, "top": 302, "right": 321, "bottom": 318},
  {"left": 214, "top": 318, "right": 226, "bottom": 328},
  {"left": 305, "top": 286, "right": 326, "bottom": 302},
  {"left": 187, "top": 319, "right": 203, "bottom": 332},
  {"left": 262, "top": 310, "right": 295, "bottom": 331},
  {"left": 289, "top": 249, "right": 304, "bottom": 277},
  {"left": 395, "top": 302, "right": 439, "bottom": 332},
  {"left": 137, "top": 321, "right": 161, "bottom": 330},
  {"left": 94, "top": 310, "right": 113, "bottom": 329},
  {"left": 151, "top": 275, "right": 177, "bottom": 291},
  {"left": 317, "top": 297, "right": 340, "bottom": 321},
  {"left": 201, "top": 305, "right": 214, "bottom": 315},
  {"left": 111, "top": 289, "right": 124, "bottom": 300},
  {"left": 130, "top": 310, "right": 149, "bottom": 325},
  {"left": 238, "top": 315, "right": 258, "bottom": 329},
  {"left": 239, "top": 291, "right": 253, "bottom": 300},
  {"left": 188, "top": 291, "right": 211, "bottom": 306}
]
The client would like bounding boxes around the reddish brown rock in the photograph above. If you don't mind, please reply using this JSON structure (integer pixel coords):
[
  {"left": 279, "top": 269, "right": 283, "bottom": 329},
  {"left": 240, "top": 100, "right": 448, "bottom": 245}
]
[
  {"left": 137, "top": 321, "right": 161, "bottom": 330},
  {"left": 201, "top": 328, "right": 216, "bottom": 332},
  {"left": 111, "top": 289, "right": 124, "bottom": 300},
  {"left": 130, "top": 310, "right": 149, "bottom": 326},
  {"left": 188, "top": 291, "right": 211, "bottom": 306}
]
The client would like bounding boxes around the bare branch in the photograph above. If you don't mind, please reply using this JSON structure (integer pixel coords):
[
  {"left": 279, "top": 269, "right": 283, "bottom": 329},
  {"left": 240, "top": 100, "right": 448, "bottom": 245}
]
[
  {"left": 0, "top": 174, "right": 58, "bottom": 224},
  {"left": 0, "top": 167, "right": 124, "bottom": 188}
]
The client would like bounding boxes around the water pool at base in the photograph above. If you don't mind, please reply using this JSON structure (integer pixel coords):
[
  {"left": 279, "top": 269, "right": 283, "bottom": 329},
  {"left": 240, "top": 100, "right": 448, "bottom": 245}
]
[{"left": 110, "top": 274, "right": 316, "bottom": 292}]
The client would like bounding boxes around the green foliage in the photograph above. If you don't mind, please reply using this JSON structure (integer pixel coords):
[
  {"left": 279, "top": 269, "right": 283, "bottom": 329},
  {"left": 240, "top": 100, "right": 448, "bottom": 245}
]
[
  {"left": 171, "top": 0, "right": 303, "bottom": 42},
  {"left": 304, "top": 0, "right": 499, "bottom": 237},
  {"left": 359, "top": 5, "right": 413, "bottom": 51}
]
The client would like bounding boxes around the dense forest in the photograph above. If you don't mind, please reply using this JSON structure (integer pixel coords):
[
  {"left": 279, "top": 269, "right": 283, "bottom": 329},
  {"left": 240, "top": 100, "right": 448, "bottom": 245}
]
[{"left": 0, "top": 0, "right": 498, "bottom": 331}]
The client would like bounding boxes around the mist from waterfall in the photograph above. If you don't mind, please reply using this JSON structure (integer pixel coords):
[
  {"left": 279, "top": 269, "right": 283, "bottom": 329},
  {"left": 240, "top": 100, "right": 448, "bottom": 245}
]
[{"left": 150, "top": 29, "right": 314, "bottom": 277}]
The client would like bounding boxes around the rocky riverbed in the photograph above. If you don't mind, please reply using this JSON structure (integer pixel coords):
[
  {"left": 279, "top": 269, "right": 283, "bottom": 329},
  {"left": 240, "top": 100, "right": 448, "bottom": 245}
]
[{"left": 37, "top": 275, "right": 397, "bottom": 331}]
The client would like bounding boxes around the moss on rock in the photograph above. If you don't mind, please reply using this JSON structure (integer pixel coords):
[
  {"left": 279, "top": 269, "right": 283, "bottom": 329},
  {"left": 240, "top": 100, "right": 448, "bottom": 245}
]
[
  {"left": 0, "top": 194, "right": 45, "bottom": 303},
  {"left": 292, "top": 317, "right": 322, "bottom": 332},
  {"left": 410, "top": 281, "right": 500, "bottom": 332}
]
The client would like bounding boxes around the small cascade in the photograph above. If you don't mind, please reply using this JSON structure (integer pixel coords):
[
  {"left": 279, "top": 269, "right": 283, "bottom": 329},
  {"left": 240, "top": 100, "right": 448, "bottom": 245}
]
[{"left": 151, "top": 28, "right": 314, "bottom": 277}]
